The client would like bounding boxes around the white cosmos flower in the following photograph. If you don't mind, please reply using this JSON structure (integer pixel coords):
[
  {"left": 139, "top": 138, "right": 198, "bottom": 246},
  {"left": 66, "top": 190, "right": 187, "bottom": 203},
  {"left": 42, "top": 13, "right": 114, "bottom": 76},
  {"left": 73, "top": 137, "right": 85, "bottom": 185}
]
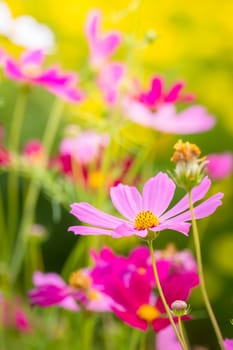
[{"left": 0, "top": 1, "right": 55, "bottom": 52}]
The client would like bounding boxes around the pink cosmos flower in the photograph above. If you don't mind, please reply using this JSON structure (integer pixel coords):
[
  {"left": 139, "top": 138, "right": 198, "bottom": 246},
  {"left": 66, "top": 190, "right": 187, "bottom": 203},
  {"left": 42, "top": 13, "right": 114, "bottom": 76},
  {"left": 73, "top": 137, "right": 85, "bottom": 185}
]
[
  {"left": 85, "top": 9, "right": 121, "bottom": 69},
  {"left": 137, "top": 76, "right": 195, "bottom": 108},
  {"left": 29, "top": 271, "right": 79, "bottom": 311},
  {"left": 68, "top": 172, "right": 223, "bottom": 238},
  {"left": 122, "top": 75, "right": 215, "bottom": 134},
  {"left": 60, "top": 130, "right": 109, "bottom": 167},
  {"left": 28, "top": 271, "right": 114, "bottom": 312},
  {"left": 90, "top": 247, "right": 198, "bottom": 331},
  {"left": 1, "top": 49, "right": 84, "bottom": 103},
  {"left": 0, "top": 146, "right": 10, "bottom": 166},
  {"left": 123, "top": 99, "right": 215, "bottom": 134},
  {"left": 206, "top": 152, "right": 233, "bottom": 180}
]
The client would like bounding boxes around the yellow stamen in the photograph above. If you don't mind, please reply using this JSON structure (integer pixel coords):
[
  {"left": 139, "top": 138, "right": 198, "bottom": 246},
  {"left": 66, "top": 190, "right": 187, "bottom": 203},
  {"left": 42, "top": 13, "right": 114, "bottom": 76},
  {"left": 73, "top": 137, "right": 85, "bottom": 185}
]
[
  {"left": 134, "top": 210, "right": 159, "bottom": 230},
  {"left": 68, "top": 270, "right": 92, "bottom": 290},
  {"left": 137, "top": 304, "right": 160, "bottom": 322},
  {"left": 171, "top": 139, "right": 202, "bottom": 163},
  {"left": 137, "top": 267, "right": 146, "bottom": 275},
  {"left": 88, "top": 289, "right": 101, "bottom": 301}
]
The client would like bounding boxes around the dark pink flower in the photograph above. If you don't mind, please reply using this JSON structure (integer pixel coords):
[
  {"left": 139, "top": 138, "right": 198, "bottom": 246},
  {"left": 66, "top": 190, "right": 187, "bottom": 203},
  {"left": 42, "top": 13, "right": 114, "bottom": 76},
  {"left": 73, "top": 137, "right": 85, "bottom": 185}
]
[
  {"left": 28, "top": 271, "right": 114, "bottom": 312},
  {"left": 85, "top": 9, "right": 121, "bottom": 69},
  {"left": 1, "top": 49, "right": 84, "bottom": 103},
  {"left": 206, "top": 152, "right": 233, "bottom": 180},
  {"left": 137, "top": 76, "right": 194, "bottom": 109},
  {"left": 69, "top": 172, "right": 223, "bottom": 238},
  {"left": 90, "top": 246, "right": 198, "bottom": 331}
]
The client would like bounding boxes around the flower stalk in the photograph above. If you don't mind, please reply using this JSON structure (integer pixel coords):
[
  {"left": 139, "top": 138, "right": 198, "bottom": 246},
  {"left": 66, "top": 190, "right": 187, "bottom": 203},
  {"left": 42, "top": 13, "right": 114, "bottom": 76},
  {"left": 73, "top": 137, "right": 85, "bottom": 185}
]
[
  {"left": 148, "top": 240, "right": 188, "bottom": 350},
  {"left": 188, "top": 191, "right": 225, "bottom": 350}
]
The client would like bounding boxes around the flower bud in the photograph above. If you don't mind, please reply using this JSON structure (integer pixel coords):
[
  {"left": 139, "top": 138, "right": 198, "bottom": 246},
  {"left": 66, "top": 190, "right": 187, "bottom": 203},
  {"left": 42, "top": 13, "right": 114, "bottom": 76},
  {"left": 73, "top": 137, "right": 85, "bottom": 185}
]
[
  {"left": 171, "top": 139, "right": 208, "bottom": 190},
  {"left": 171, "top": 300, "right": 189, "bottom": 316}
]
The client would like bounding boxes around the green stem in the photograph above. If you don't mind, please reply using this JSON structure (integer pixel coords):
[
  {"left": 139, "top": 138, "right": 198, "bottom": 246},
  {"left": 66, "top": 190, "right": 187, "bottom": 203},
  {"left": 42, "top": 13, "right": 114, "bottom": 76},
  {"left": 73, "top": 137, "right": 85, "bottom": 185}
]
[
  {"left": 0, "top": 190, "right": 7, "bottom": 260},
  {"left": 148, "top": 240, "right": 188, "bottom": 350},
  {"left": 7, "top": 87, "right": 29, "bottom": 244},
  {"left": 178, "top": 316, "right": 188, "bottom": 349},
  {"left": 10, "top": 98, "right": 65, "bottom": 284},
  {"left": 42, "top": 98, "right": 64, "bottom": 155},
  {"left": 188, "top": 192, "right": 225, "bottom": 350}
]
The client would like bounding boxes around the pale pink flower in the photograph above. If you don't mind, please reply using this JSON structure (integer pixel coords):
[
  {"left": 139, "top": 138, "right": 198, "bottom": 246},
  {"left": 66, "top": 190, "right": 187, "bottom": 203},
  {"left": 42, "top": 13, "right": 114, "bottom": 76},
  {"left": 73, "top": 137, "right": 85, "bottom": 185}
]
[
  {"left": 1, "top": 49, "right": 84, "bottom": 103},
  {"left": 206, "top": 152, "right": 233, "bottom": 180},
  {"left": 123, "top": 99, "right": 215, "bottom": 134},
  {"left": 85, "top": 9, "right": 121, "bottom": 69},
  {"left": 60, "top": 130, "right": 109, "bottom": 166},
  {"left": 69, "top": 172, "right": 223, "bottom": 238}
]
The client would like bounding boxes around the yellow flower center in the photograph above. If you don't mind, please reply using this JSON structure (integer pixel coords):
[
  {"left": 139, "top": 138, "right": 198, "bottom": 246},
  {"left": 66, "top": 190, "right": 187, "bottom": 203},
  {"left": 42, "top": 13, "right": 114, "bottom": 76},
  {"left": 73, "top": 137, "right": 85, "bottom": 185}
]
[
  {"left": 89, "top": 170, "right": 104, "bottom": 190},
  {"left": 137, "top": 267, "right": 146, "bottom": 275},
  {"left": 87, "top": 289, "right": 101, "bottom": 301},
  {"left": 136, "top": 304, "right": 160, "bottom": 322},
  {"left": 69, "top": 270, "right": 92, "bottom": 290},
  {"left": 134, "top": 210, "right": 159, "bottom": 230}
]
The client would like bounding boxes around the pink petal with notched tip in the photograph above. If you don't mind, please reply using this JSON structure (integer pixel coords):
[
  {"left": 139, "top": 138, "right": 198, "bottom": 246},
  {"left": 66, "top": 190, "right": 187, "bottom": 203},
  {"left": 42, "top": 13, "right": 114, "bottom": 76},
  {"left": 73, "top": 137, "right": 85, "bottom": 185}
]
[
  {"left": 142, "top": 172, "right": 176, "bottom": 216},
  {"left": 110, "top": 184, "right": 142, "bottom": 220}
]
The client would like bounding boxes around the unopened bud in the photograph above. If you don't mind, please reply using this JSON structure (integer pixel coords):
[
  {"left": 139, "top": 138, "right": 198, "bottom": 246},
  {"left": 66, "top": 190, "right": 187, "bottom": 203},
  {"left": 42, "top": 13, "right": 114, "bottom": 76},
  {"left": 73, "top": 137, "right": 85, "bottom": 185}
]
[{"left": 171, "top": 300, "right": 189, "bottom": 316}]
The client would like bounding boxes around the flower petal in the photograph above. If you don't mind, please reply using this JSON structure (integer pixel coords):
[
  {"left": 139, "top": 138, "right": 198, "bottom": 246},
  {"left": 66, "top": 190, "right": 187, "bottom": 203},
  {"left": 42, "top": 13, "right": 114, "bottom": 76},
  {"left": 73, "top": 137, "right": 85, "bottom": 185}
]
[
  {"left": 68, "top": 225, "right": 113, "bottom": 236},
  {"left": 142, "top": 172, "right": 175, "bottom": 215},
  {"left": 110, "top": 184, "right": 142, "bottom": 220},
  {"left": 113, "top": 223, "right": 147, "bottom": 238},
  {"left": 70, "top": 202, "right": 128, "bottom": 229},
  {"left": 160, "top": 177, "right": 211, "bottom": 221}
]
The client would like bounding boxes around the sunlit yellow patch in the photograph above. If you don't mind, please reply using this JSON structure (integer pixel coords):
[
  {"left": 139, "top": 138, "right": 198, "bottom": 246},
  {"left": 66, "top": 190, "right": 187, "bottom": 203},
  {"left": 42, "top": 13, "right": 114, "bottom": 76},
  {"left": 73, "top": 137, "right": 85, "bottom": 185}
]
[
  {"left": 69, "top": 270, "right": 92, "bottom": 290},
  {"left": 136, "top": 304, "right": 160, "bottom": 322},
  {"left": 89, "top": 170, "right": 104, "bottom": 189},
  {"left": 134, "top": 210, "right": 159, "bottom": 230},
  {"left": 22, "top": 63, "right": 41, "bottom": 78}
]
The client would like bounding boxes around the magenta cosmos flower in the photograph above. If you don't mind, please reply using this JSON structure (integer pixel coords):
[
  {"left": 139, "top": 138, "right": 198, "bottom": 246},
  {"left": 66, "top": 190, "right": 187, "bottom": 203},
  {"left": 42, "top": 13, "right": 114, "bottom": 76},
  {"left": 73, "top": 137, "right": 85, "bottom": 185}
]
[
  {"left": 89, "top": 246, "right": 198, "bottom": 332},
  {"left": 122, "top": 75, "right": 215, "bottom": 134},
  {"left": 1, "top": 49, "right": 84, "bottom": 103},
  {"left": 206, "top": 152, "right": 233, "bottom": 180},
  {"left": 28, "top": 270, "right": 115, "bottom": 312},
  {"left": 68, "top": 172, "right": 223, "bottom": 238},
  {"left": 85, "top": 9, "right": 121, "bottom": 69}
]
